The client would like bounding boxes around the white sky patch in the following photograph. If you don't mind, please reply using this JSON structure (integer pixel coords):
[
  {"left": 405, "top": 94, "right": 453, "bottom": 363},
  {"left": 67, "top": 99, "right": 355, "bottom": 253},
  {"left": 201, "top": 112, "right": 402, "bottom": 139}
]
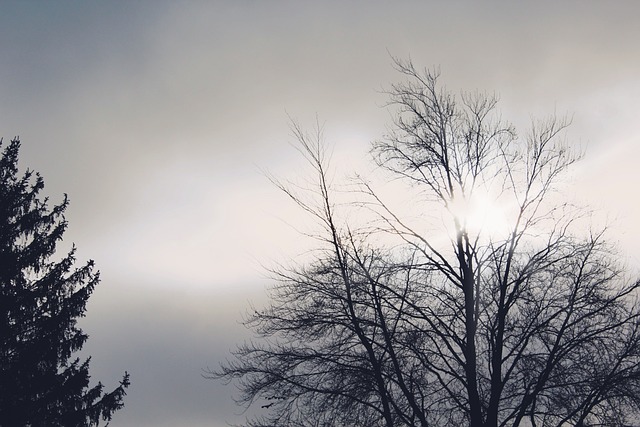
[{"left": 447, "top": 191, "right": 514, "bottom": 241}]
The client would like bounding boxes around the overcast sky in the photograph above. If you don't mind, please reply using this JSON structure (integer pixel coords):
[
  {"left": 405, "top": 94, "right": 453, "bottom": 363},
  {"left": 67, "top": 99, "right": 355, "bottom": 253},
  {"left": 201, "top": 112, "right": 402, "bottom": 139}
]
[{"left": 2, "top": 2, "right": 640, "bottom": 426}]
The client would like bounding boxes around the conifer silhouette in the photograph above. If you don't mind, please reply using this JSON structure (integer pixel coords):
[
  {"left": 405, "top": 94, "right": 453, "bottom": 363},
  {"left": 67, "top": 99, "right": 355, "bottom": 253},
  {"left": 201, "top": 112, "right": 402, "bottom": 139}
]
[{"left": 0, "top": 138, "right": 129, "bottom": 426}]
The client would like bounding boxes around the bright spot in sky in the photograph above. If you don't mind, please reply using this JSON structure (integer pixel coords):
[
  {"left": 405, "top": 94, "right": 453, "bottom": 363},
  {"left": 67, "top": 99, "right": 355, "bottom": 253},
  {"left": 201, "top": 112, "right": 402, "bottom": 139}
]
[{"left": 448, "top": 191, "right": 512, "bottom": 240}]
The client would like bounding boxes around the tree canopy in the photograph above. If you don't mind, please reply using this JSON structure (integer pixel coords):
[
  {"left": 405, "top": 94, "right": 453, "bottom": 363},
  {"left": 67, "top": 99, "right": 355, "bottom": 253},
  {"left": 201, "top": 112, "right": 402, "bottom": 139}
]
[
  {"left": 215, "top": 61, "right": 640, "bottom": 427},
  {"left": 0, "top": 138, "right": 129, "bottom": 426}
]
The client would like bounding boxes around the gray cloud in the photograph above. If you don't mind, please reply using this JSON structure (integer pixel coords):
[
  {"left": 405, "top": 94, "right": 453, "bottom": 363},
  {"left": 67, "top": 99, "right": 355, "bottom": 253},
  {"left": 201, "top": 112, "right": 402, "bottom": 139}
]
[{"left": 79, "top": 281, "right": 263, "bottom": 427}]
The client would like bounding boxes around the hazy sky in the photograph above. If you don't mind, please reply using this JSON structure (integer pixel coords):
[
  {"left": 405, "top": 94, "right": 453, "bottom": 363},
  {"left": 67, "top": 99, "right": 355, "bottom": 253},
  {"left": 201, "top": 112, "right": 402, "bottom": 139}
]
[{"left": 2, "top": 2, "right": 640, "bottom": 426}]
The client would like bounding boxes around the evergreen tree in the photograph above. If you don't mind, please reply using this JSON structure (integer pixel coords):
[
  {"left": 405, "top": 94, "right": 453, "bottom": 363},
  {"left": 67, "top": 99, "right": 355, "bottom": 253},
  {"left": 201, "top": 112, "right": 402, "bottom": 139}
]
[{"left": 0, "top": 138, "right": 129, "bottom": 426}]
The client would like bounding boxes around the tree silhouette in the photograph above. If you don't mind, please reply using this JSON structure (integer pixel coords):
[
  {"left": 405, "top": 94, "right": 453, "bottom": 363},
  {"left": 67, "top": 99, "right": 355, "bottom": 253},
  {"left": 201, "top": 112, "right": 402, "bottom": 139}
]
[
  {"left": 214, "top": 60, "right": 640, "bottom": 427},
  {"left": 0, "top": 138, "right": 129, "bottom": 426}
]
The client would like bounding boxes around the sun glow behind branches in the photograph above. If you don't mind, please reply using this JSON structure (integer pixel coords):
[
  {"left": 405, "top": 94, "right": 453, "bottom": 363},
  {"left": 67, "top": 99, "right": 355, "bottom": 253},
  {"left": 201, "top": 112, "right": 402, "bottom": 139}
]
[{"left": 447, "top": 190, "right": 514, "bottom": 241}]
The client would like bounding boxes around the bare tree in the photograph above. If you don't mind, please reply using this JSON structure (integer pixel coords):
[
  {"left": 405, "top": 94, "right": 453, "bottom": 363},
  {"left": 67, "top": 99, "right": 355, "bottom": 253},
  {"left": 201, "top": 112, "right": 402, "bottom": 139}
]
[{"left": 213, "top": 60, "right": 640, "bottom": 427}]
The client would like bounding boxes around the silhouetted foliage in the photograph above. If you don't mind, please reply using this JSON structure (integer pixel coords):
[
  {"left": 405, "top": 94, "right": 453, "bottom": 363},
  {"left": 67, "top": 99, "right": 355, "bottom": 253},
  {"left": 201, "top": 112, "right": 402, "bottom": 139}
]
[
  {"left": 0, "top": 138, "right": 129, "bottom": 426},
  {"left": 214, "top": 60, "right": 640, "bottom": 427}
]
